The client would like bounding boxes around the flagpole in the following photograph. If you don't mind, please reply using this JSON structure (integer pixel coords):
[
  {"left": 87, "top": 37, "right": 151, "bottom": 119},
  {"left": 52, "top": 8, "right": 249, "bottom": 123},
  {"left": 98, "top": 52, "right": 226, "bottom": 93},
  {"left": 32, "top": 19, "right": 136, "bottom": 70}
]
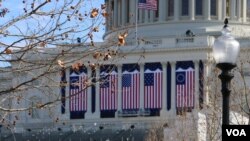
[{"left": 135, "top": 0, "right": 138, "bottom": 46}]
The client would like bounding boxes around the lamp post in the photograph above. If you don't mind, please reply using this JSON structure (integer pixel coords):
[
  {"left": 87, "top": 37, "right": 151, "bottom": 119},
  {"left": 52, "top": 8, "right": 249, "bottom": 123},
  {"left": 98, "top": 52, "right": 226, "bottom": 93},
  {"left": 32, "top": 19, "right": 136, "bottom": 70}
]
[{"left": 212, "top": 18, "right": 240, "bottom": 125}]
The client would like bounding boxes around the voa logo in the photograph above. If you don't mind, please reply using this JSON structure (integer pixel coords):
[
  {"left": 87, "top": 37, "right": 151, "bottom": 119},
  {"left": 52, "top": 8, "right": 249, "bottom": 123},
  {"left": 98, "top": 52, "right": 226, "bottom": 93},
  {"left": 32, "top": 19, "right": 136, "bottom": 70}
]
[{"left": 226, "top": 129, "right": 246, "bottom": 136}]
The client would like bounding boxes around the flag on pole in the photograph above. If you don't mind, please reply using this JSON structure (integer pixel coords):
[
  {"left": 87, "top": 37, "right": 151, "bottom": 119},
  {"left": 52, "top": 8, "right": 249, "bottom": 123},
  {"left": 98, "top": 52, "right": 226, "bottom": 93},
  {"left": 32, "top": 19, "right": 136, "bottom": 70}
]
[
  {"left": 138, "top": 0, "right": 158, "bottom": 11},
  {"left": 176, "top": 67, "right": 195, "bottom": 110}
]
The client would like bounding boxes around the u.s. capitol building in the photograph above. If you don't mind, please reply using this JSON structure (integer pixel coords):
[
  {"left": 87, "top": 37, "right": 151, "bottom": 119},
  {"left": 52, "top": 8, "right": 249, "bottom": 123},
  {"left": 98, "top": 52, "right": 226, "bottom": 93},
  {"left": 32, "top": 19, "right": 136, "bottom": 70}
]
[{"left": 1, "top": 0, "right": 250, "bottom": 141}]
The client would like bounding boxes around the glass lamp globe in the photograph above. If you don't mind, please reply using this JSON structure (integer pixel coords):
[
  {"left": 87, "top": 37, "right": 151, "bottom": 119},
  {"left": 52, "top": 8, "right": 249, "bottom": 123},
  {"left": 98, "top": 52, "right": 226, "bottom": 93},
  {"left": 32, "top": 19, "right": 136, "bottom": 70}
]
[{"left": 213, "top": 26, "right": 240, "bottom": 64}]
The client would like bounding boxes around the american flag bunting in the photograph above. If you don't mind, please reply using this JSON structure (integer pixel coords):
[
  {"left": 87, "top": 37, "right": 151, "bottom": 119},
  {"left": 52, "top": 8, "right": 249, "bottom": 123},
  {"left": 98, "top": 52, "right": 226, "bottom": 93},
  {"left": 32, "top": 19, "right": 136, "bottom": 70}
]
[
  {"left": 100, "top": 69, "right": 118, "bottom": 111},
  {"left": 69, "top": 72, "right": 88, "bottom": 113},
  {"left": 144, "top": 67, "right": 162, "bottom": 109},
  {"left": 122, "top": 69, "right": 140, "bottom": 110},
  {"left": 176, "top": 67, "right": 195, "bottom": 109}
]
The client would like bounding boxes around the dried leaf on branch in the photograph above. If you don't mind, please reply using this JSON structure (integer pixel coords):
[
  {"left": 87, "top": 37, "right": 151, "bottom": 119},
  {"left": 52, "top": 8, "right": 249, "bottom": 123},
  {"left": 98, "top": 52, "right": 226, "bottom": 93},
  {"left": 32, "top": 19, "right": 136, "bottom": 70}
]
[
  {"left": 118, "top": 31, "right": 128, "bottom": 46},
  {"left": 101, "top": 11, "right": 109, "bottom": 17},
  {"left": 57, "top": 60, "right": 65, "bottom": 67},
  {"left": 4, "top": 48, "right": 12, "bottom": 54},
  {"left": 90, "top": 8, "right": 98, "bottom": 18}
]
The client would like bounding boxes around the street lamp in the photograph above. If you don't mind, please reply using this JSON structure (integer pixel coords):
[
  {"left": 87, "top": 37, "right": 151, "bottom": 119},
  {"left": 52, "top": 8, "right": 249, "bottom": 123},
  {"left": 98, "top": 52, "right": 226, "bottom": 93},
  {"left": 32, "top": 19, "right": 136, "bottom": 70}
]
[{"left": 212, "top": 18, "right": 240, "bottom": 125}]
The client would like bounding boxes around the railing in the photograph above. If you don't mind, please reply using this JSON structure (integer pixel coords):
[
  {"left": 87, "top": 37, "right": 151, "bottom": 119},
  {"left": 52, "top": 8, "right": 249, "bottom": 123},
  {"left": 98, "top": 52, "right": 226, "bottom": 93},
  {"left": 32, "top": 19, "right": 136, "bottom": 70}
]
[
  {"left": 176, "top": 37, "right": 194, "bottom": 43},
  {"left": 172, "top": 35, "right": 213, "bottom": 47},
  {"left": 120, "top": 35, "right": 215, "bottom": 52}
]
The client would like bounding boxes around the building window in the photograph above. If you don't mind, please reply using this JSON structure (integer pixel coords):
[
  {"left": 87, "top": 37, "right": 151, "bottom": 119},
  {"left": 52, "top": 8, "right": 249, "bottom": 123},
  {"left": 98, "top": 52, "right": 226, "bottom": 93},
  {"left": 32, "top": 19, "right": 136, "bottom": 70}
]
[
  {"left": 211, "top": 0, "right": 217, "bottom": 16},
  {"left": 182, "top": 0, "right": 189, "bottom": 16},
  {"left": 195, "top": 0, "right": 202, "bottom": 15},
  {"left": 168, "top": 0, "right": 174, "bottom": 16}
]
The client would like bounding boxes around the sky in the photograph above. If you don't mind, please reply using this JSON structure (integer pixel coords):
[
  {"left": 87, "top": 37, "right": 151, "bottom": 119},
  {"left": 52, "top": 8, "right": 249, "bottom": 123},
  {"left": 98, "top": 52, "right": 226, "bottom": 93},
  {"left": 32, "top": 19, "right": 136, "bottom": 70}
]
[
  {"left": 0, "top": 0, "right": 105, "bottom": 42},
  {"left": 0, "top": 0, "right": 105, "bottom": 67}
]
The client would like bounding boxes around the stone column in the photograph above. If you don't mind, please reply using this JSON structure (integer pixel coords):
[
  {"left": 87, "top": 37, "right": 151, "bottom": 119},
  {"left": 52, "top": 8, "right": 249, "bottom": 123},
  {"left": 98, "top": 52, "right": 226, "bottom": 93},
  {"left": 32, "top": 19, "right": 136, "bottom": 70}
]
[
  {"left": 158, "top": 0, "right": 167, "bottom": 22},
  {"left": 144, "top": 9, "right": 149, "bottom": 23},
  {"left": 230, "top": 0, "right": 236, "bottom": 20},
  {"left": 222, "top": 0, "right": 227, "bottom": 19},
  {"left": 203, "top": 61, "right": 210, "bottom": 106},
  {"left": 174, "top": 0, "right": 180, "bottom": 21},
  {"left": 114, "top": 0, "right": 118, "bottom": 27},
  {"left": 194, "top": 61, "right": 199, "bottom": 109},
  {"left": 242, "top": 0, "right": 247, "bottom": 22},
  {"left": 129, "top": 0, "right": 136, "bottom": 24},
  {"left": 94, "top": 67, "right": 100, "bottom": 118},
  {"left": 237, "top": 0, "right": 241, "bottom": 21},
  {"left": 118, "top": 0, "right": 121, "bottom": 26},
  {"left": 204, "top": 0, "right": 211, "bottom": 20},
  {"left": 160, "top": 62, "right": 167, "bottom": 116},
  {"left": 150, "top": 10, "right": 154, "bottom": 22},
  {"left": 139, "top": 63, "right": 144, "bottom": 110},
  {"left": 108, "top": 0, "right": 113, "bottom": 29},
  {"left": 170, "top": 62, "right": 176, "bottom": 115},
  {"left": 189, "top": 0, "right": 195, "bottom": 20},
  {"left": 218, "top": 0, "right": 222, "bottom": 20},
  {"left": 86, "top": 67, "right": 92, "bottom": 118},
  {"left": 121, "top": 0, "right": 127, "bottom": 26},
  {"left": 106, "top": 0, "right": 110, "bottom": 31}
]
